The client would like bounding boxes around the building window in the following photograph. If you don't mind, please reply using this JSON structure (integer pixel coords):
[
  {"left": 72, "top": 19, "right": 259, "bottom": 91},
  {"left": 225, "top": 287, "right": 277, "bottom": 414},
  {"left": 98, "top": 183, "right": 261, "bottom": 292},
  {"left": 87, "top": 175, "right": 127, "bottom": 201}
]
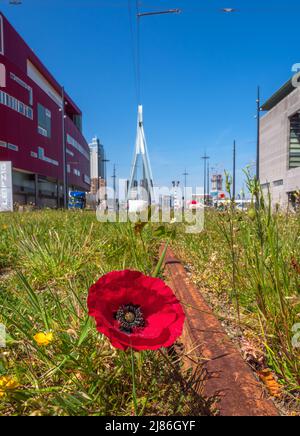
[
  {"left": 73, "top": 168, "right": 81, "bottom": 177},
  {"left": 72, "top": 114, "right": 82, "bottom": 132},
  {"left": 0, "top": 15, "right": 4, "bottom": 55},
  {"left": 38, "top": 103, "right": 51, "bottom": 138},
  {"left": 0, "top": 90, "right": 33, "bottom": 119},
  {"left": 25, "top": 106, "right": 33, "bottom": 119},
  {"left": 27, "top": 60, "right": 63, "bottom": 107},
  {"left": 0, "top": 140, "right": 19, "bottom": 151},
  {"left": 37, "top": 146, "right": 58, "bottom": 166},
  {"left": 289, "top": 113, "right": 300, "bottom": 169},
  {"left": 84, "top": 175, "right": 91, "bottom": 185},
  {"left": 18, "top": 101, "right": 25, "bottom": 115},
  {"left": 66, "top": 148, "right": 74, "bottom": 157},
  {"left": 273, "top": 179, "right": 283, "bottom": 187},
  {"left": 261, "top": 182, "right": 270, "bottom": 190},
  {"left": 7, "top": 143, "right": 19, "bottom": 151},
  {"left": 67, "top": 133, "right": 89, "bottom": 160},
  {"left": 10, "top": 73, "right": 33, "bottom": 106}
]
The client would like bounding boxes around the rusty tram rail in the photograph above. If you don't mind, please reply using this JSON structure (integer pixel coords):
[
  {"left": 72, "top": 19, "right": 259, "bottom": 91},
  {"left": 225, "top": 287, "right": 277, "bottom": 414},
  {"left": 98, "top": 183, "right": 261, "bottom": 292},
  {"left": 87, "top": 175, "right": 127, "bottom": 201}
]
[{"left": 161, "top": 246, "right": 279, "bottom": 416}]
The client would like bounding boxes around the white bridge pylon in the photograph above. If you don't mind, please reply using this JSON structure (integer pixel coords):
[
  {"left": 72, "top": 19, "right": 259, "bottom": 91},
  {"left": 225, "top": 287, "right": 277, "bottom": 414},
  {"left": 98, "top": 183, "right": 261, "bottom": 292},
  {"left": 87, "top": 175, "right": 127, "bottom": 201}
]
[{"left": 128, "top": 105, "right": 154, "bottom": 206}]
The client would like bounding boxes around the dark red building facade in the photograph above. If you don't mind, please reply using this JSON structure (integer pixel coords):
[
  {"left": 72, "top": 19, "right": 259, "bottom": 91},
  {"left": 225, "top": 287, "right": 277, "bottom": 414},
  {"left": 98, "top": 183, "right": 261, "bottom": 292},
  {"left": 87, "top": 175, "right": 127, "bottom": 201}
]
[{"left": 0, "top": 12, "right": 90, "bottom": 207}]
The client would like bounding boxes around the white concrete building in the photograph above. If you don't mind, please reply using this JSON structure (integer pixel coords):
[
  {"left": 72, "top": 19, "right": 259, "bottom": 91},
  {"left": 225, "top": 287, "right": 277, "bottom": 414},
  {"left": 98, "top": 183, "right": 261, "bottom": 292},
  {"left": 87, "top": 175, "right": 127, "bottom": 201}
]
[{"left": 260, "top": 79, "right": 300, "bottom": 208}]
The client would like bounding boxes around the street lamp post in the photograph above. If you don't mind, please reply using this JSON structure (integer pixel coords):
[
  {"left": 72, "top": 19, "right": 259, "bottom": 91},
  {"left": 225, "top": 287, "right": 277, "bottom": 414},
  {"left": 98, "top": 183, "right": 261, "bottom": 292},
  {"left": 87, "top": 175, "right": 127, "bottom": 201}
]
[
  {"left": 60, "top": 87, "right": 68, "bottom": 209},
  {"left": 201, "top": 153, "right": 209, "bottom": 205},
  {"left": 204, "top": 159, "right": 206, "bottom": 204},
  {"left": 137, "top": 9, "right": 181, "bottom": 18},
  {"left": 111, "top": 164, "right": 117, "bottom": 210},
  {"left": 182, "top": 169, "right": 189, "bottom": 209},
  {"left": 233, "top": 140, "right": 236, "bottom": 201},
  {"left": 207, "top": 158, "right": 210, "bottom": 205},
  {"left": 101, "top": 156, "right": 110, "bottom": 210},
  {"left": 256, "top": 86, "right": 261, "bottom": 181}
]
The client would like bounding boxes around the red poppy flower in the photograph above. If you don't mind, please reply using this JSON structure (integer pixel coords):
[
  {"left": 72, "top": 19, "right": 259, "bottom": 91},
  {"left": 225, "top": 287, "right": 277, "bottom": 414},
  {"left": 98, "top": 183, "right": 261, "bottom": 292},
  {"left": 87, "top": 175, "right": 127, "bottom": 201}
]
[{"left": 87, "top": 270, "right": 185, "bottom": 351}]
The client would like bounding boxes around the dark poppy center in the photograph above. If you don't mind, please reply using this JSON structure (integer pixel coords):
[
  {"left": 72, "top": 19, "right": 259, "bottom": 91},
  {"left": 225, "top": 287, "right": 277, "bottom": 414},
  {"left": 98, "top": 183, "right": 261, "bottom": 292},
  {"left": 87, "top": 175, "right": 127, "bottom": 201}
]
[
  {"left": 124, "top": 312, "right": 136, "bottom": 323},
  {"left": 114, "top": 303, "right": 145, "bottom": 334}
]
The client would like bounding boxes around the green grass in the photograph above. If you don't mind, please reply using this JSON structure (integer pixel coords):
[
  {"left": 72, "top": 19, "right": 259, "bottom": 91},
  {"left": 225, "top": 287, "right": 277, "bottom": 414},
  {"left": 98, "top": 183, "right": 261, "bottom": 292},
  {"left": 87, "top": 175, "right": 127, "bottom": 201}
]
[
  {"left": 3, "top": 190, "right": 298, "bottom": 415},
  {"left": 0, "top": 210, "right": 208, "bottom": 416},
  {"left": 175, "top": 180, "right": 300, "bottom": 401}
]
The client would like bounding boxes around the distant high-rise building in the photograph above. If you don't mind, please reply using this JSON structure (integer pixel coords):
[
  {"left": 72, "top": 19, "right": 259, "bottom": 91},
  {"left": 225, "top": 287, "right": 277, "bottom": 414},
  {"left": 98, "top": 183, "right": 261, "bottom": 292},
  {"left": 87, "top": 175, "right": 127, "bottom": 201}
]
[
  {"left": 211, "top": 174, "right": 223, "bottom": 192},
  {"left": 89, "top": 136, "right": 106, "bottom": 194}
]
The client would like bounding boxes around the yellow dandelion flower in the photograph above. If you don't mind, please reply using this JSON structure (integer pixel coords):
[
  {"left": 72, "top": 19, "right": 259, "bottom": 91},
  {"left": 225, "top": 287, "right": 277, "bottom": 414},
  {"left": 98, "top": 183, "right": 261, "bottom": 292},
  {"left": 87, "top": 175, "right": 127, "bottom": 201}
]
[
  {"left": 33, "top": 332, "right": 54, "bottom": 347},
  {"left": 0, "top": 376, "right": 19, "bottom": 398}
]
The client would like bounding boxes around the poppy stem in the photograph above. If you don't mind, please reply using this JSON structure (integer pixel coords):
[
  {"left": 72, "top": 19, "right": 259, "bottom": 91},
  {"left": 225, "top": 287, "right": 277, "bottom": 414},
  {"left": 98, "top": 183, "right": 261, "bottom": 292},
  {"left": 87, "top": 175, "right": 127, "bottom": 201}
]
[
  {"left": 131, "top": 348, "right": 139, "bottom": 416},
  {"left": 153, "top": 239, "right": 170, "bottom": 277}
]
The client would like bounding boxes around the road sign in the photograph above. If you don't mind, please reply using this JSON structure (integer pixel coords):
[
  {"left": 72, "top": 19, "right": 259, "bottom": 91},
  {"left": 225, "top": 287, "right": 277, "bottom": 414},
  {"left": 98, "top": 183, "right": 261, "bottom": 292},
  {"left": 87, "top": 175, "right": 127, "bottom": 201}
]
[{"left": 0, "top": 161, "right": 13, "bottom": 212}]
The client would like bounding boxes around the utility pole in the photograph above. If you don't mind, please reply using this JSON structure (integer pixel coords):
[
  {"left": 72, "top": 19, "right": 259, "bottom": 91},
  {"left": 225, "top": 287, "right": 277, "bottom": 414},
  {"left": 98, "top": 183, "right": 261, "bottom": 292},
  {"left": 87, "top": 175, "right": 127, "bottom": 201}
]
[
  {"left": 256, "top": 86, "right": 261, "bottom": 181},
  {"left": 207, "top": 158, "right": 210, "bottom": 205},
  {"left": 182, "top": 169, "right": 189, "bottom": 209},
  {"left": 183, "top": 169, "right": 188, "bottom": 192},
  {"left": 61, "top": 87, "right": 68, "bottom": 209},
  {"left": 201, "top": 153, "right": 209, "bottom": 205},
  {"left": 233, "top": 140, "right": 236, "bottom": 201},
  {"left": 100, "top": 155, "right": 109, "bottom": 211},
  {"left": 203, "top": 158, "right": 206, "bottom": 204},
  {"left": 112, "top": 164, "right": 117, "bottom": 210}
]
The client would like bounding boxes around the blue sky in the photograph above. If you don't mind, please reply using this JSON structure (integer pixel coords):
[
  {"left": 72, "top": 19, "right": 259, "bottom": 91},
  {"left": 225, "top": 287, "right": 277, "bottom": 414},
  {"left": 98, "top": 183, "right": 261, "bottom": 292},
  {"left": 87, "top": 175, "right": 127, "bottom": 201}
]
[{"left": 1, "top": 0, "right": 299, "bottom": 194}]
